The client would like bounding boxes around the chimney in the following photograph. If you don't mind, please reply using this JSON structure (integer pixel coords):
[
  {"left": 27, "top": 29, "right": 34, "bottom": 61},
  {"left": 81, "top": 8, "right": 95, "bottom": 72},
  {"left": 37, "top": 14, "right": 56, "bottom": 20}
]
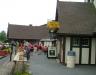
[{"left": 29, "top": 24, "right": 32, "bottom": 26}]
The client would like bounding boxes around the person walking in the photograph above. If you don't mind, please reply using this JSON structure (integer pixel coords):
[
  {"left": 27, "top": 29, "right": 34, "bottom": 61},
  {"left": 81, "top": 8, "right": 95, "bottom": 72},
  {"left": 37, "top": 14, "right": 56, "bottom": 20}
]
[
  {"left": 25, "top": 46, "right": 30, "bottom": 60},
  {"left": 10, "top": 40, "right": 16, "bottom": 61}
]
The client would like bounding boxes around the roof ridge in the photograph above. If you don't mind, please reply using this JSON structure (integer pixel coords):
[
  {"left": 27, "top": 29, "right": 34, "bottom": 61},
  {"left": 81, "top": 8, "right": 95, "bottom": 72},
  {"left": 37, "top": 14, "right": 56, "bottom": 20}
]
[{"left": 8, "top": 23, "right": 28, "bottom": 27}]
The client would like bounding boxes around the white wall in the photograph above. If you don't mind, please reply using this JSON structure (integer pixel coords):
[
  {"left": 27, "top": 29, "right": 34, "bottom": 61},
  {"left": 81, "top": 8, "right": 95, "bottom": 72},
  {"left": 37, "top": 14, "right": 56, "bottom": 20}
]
[
  {"left": 44, "top": 41, "right": 52, "bottom": 47},
  {"left": 94, "top": 0, "right": 96, "bottom": 8},
  {"left": 81, "top": 48, "right": 89, "bottom": 64},
  {"left": 62, "top": 37, "right": 96, "bottom": 64},
  {"left": 65, "top": 37, "right": 71, "bottom": 63},
  {"left": 72, "top": 48, "right": 80, "bottom": 64},
  {"left": 91, "top": 38, "right": 96, "bottom": 64}
]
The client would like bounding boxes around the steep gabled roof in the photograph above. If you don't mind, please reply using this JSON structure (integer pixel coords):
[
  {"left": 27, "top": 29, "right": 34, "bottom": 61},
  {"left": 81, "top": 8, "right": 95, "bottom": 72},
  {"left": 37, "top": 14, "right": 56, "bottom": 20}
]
[
  {"left": 57, "top": 1, "right": 96, "bottom": 35},
  {"left": 7, "top": 24, "right": 49, "bottom": 40}
]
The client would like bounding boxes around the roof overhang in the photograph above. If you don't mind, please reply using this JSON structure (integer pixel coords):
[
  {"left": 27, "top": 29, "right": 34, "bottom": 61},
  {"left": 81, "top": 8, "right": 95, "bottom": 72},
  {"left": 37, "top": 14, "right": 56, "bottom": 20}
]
[{"left": 40, "top": 39, "right": 57, "bottom": 42}]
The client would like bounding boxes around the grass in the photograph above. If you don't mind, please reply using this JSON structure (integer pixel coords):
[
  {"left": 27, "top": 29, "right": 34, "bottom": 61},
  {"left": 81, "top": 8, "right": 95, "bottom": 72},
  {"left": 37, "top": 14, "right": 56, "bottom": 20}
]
[{"left": 15, "top": 71, "right": 31, "bottom": 75}]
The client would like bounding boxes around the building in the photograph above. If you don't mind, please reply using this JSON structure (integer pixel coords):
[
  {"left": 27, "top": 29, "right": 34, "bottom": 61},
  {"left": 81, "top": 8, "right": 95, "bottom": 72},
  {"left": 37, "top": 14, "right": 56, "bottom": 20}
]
[
  {"left": 56, "top": 1, "right": 96, "bottom": 64},
  {"left": 85, "top": 0, "right": 96, "bottom": 8},
  {"left": 7, "top": 23, "right": 49, "bottom": 44},
  {"left": 7, "top": 1, "right": 96, "bottom": 65},
  {"left": 94, "top": 0, "right": 96, "bottom": 8}
]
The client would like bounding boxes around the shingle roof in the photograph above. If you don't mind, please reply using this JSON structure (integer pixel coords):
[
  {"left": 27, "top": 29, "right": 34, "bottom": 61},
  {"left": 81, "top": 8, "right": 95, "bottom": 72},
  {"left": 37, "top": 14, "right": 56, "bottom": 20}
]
[
  {"left": 57, "top": 1, "right": 96, "bottom": 35},
  {"left": 93, "top": 26, "right": 96, "bottom": 34},
  {"left": 7, "top": 24, "right": 49, "bottom": 40}
]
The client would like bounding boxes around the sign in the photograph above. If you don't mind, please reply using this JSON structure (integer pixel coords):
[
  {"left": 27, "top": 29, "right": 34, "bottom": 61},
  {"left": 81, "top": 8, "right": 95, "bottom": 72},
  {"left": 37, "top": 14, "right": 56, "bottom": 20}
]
[{"left": 48, "top": 46, "right": 57, "bottom": 58}]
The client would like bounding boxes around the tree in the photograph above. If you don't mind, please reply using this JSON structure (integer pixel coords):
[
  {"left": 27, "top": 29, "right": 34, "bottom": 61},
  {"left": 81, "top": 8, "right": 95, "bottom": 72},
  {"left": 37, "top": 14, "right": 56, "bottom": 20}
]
[{"left": 0, "top": 31, "right": 7, "bottom": 43}]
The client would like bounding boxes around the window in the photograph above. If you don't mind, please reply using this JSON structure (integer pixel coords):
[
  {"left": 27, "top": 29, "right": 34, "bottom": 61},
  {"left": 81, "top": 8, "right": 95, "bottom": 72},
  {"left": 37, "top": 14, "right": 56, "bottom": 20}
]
[
  {"left": 72, "top": 37, "right": 80, "bottom": 47},
  {"left": 72, "top": 37, "right": 90, "bottom": 47},
  {"left": 81, "top": 38, "right": 89, "bottom": 47}
]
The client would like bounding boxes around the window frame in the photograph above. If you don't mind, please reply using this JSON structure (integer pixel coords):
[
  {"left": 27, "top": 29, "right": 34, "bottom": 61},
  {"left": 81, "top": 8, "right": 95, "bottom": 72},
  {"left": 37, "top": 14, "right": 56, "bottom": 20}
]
[
  {"left": 81, "top": 38, "right": 90, "bottom": 47},
  {"left": 72, "top": 37, "right": 90, "bottom": 48},
  {"left": 72, "top": 37, "right": 80, "bottom": 47}
]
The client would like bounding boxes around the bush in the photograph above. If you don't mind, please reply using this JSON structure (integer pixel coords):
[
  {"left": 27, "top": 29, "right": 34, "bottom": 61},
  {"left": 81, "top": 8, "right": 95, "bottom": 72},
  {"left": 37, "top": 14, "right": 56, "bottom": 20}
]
[
  {"left": 15, "top": 71, "right": 31, "bottom": 75},
  {"left": 3, "top": 47, "right": 11, "bottom": 53},
  {"left": 14, "top": 63, "right": 31, "bottom": 75},
  {"left": 22, "top": 71, "right": 31, "bottom": 75}
]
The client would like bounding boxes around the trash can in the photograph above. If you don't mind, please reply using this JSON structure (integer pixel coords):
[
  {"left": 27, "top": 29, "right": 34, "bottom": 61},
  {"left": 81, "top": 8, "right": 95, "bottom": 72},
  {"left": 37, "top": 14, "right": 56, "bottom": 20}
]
[{"left": 67, "top": 51, "right": 76, "bottom": 68}]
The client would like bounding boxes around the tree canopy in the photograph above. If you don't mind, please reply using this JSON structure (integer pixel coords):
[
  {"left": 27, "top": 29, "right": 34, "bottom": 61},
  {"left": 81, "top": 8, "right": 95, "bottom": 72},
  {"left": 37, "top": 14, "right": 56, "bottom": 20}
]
[{"left": 0, "top": 31, "right": 7, "bottom": 43}]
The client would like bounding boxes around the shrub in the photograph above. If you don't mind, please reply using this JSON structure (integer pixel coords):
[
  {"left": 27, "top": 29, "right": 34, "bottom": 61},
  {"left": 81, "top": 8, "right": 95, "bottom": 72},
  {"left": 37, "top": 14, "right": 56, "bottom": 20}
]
[
  {"left": 14, "top": 63, "right": 31, "bottom": 75},
  {"left": 15, "top": 71, "right": 31, "bottom": 75}
]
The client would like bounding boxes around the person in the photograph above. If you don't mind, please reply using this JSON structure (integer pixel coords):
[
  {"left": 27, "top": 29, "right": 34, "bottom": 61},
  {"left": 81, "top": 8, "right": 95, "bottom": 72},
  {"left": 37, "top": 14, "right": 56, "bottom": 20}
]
[
  {"left": 43, "top": 46, "right": 48, "bottom": 55},
  {"left": 34, "top": 44, "right": 38, "bottom": 53},
  {"left": 28, "top": 42, "right": 33, "bottom": 52},
  {"left": 10, "top": 40, "right": 16, "bottom": 61},
  {"left": 18, "top": 42, "right": 24, "bottom": 52},
  {"left": 24, "top": 46, "right": 30, "bottom": 60}
]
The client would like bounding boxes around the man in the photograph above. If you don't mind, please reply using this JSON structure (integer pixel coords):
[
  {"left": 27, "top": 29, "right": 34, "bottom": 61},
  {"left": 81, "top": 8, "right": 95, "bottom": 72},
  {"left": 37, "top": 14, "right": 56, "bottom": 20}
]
[
  {"left": 10, "top": 40, "right": 16, "bottom": 61},
  {"left": 25, "top": 46, "right": 30, "bottom": 60}
]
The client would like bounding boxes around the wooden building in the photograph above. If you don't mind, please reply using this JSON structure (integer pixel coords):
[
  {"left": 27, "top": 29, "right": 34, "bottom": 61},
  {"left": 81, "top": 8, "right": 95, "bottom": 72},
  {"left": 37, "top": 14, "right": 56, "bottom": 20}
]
[
  {"left": 7, "top": 23, "right": 49, "bottom": 44},
  {"left": 56, "top": 1, "right": 96, "bottom": 64}
]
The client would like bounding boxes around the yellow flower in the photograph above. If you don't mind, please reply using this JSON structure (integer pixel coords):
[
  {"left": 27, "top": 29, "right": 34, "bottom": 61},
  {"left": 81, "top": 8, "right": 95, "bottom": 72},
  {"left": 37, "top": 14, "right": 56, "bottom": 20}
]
[{"left": 47, "top": 20, "right": 60, "bottom": 29}]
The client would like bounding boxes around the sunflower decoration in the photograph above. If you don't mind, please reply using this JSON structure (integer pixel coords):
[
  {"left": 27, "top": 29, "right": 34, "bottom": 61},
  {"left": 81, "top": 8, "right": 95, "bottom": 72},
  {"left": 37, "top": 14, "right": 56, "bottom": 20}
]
[{"left": 47, "top": 20, "right": 60, "bottom": 32}]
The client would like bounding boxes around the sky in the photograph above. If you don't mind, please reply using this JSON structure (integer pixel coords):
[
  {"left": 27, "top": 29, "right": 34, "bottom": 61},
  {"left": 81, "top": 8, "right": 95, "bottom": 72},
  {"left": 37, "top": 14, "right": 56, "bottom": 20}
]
[{"left": 0, "top": 0, "right": 84, "bottom": 33}]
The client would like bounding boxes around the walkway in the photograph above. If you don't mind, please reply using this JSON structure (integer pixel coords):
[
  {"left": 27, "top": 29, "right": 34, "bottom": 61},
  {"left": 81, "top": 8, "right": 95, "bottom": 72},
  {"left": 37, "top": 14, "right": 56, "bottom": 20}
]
[
  {"left": 0, "top": 55, "right": 10, "bottom": 64},
  {"left": 0, "top": 55, "right": 10, "bottom": 73},
  {"left": 29, "top": 52, "right": 96, "bottom": 75}
]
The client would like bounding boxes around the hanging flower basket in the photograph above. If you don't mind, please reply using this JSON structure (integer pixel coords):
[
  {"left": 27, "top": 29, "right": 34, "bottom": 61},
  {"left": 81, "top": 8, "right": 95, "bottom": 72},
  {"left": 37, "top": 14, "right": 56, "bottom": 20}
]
[{"left": 47, "top": 20, "right": 60, "bottom": 32}]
